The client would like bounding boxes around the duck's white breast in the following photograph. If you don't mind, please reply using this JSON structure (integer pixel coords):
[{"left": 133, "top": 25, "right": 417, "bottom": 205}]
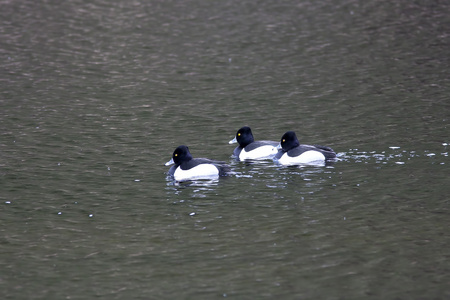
[
  {"left": 173, "top": 164, "right": 219, "bottom": 181},
  {"left": 277, "top": 150, "right": 325, "bottom": 166},
  {"left": 239, "top": 145, "right": 278, "bottom": 160}
]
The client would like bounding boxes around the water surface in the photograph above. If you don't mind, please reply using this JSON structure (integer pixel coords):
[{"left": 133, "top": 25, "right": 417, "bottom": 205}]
[{"left": 1, "top": 0, "right": 449, "bottom": 299}]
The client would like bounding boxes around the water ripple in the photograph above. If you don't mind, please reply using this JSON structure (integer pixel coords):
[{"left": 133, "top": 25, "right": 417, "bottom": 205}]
[{"left": 337, "top": 145, "right": 448, "bottom": 165}]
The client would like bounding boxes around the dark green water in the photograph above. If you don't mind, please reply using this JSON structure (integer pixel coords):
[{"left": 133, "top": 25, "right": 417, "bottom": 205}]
[{"left": 1, "top": 0, "right": 449, "bottom": 299}]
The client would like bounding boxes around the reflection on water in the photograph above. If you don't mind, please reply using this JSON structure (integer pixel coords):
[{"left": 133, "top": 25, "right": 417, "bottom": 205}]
[{"left": 166, "top": 178, "right": 221, "bottom": 188}]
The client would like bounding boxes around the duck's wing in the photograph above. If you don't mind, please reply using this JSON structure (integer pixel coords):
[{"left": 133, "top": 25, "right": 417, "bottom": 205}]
[
  {"left": 313, "top": 144, "right": 334, "bottom": 152},
  {"left": 312, "top": 144, "right": 337, "bottom": 159},
  {"left": 286, "top": 145, "right": 315, "bottom": 157},
  {"left": 244, "top": 140, "right": 278, "bottom": 151},
  {"left": 194, "top": 158, "right": 227, "bottom": 165},
  {"left": 195, "top": 158, "right": 232, "bottom": 176}
]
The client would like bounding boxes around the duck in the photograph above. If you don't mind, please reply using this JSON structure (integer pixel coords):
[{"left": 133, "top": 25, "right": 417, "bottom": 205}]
[
  {"left": 165, "top": 145, "right": 232, "bottom": 181},
  {"left": 229, "top": 126, "right": 278, "bottom": 160},
  {"left": 274, "top": 131, "right": 336, "bottom": 165}
]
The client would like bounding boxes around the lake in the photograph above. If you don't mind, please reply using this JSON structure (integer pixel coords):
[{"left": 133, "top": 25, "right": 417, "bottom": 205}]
[{"left": 1, "top": 0, "right": 449, "bottom": 299}]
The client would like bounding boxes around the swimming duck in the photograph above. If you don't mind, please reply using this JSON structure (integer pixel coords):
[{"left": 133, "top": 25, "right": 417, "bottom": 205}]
[
  {"left": 229, "top": 126, "right": 278, "bottom": 160},
  {"left": 165, "top": 145, "right": 232, "bottom": 181},
  {"left": 274, "top": 131, "right": 336, "bottom": 165}
]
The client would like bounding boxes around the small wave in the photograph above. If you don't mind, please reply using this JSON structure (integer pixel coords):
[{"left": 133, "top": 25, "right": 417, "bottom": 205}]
[{"left": 337, "top": 146, "right": 448, "bottom": 165}]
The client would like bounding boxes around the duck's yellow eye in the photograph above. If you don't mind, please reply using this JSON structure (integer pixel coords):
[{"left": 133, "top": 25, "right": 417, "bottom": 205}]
[
  {"left": 282, "top": 139, "right": 285, "bottom": 143},
  {"left": 238, "top": 133, "right": 241, "bottom": 136},
  {"left": 174, "top": 154, "right": 178, "bottom": 157}
]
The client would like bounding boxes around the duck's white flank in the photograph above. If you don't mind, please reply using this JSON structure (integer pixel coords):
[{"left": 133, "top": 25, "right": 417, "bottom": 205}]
[
  {"left": 173, "top": 164, "right": 219, "bottom": 181},
  {"left": 277, "top": 150, "right": 326, "bottom": 166},
  {"left": 239, "top": 145, "right": 278, "bottom": 160}
]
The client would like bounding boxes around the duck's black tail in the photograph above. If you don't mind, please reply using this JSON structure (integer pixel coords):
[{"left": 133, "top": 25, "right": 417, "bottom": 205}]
[{"left": 313, "top": 144, "right": 336, "bottom": 159}]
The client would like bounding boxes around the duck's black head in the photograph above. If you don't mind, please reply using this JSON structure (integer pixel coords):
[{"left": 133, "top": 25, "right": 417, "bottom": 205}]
[
  {"left": 235, "top": 126, "right": 254, "bottom": 147},
  {"left": 279, "top": 131, "right": 300, "bottom": 151},
  {"left": 171, "top": 145, "right": 193, "bottom": 165}
]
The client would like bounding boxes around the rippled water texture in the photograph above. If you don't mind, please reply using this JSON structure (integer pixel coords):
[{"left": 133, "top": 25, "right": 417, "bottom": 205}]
[{"left": 1, "top": 0, "right": 449, "bottom": 299}]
